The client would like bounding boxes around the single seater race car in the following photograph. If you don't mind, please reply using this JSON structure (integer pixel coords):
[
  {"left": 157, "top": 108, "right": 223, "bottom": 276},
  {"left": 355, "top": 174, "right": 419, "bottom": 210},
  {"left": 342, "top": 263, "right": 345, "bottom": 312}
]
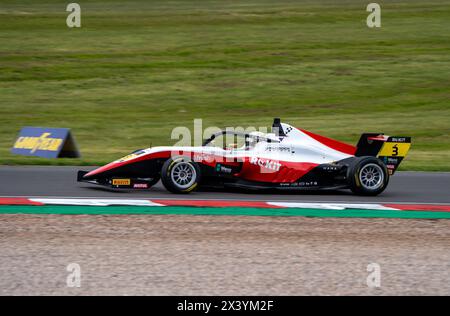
[{"left": 78, "top": 118, "right": 411, "bottom": 195}]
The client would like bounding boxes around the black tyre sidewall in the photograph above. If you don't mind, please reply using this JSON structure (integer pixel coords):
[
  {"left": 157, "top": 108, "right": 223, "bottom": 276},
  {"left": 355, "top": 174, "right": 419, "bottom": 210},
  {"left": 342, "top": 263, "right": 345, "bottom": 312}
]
[
  {"left": 161, "top": 157, "right": 201, "bottom": 194},
  {"left": 348, "top": 156, "right": 389, "bottom": 196}
]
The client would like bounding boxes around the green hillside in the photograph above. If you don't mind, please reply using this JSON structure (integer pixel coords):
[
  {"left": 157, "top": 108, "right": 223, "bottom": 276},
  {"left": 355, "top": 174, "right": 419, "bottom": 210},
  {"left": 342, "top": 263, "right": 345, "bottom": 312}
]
[{"left": 0, "top": 0, "right": 449, "bottom": 170}]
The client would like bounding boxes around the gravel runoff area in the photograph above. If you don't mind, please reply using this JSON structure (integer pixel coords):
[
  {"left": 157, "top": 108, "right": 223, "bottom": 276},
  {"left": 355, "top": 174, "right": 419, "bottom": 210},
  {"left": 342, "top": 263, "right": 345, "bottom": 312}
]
[{"left": 1, "top": 214, "right": 450, "bottom": 295}]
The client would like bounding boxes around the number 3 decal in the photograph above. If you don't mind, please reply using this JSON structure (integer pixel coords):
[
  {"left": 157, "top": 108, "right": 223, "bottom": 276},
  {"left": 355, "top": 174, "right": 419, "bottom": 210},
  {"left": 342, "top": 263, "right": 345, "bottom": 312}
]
[{"left": 392, "top": 144, "right": 399, "bottom": 156}]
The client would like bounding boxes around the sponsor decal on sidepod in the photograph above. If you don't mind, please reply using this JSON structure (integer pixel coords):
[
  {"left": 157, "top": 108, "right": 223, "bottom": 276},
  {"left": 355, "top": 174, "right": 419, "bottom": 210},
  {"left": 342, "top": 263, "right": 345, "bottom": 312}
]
[{"left": 250, "top": 157, "right": 282, "bottom": 172}]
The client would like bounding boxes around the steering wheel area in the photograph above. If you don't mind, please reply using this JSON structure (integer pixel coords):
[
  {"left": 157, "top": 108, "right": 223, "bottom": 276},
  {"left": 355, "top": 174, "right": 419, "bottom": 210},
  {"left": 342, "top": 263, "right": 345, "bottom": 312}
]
[{"left": 202, "top": 130, "right": 279, "bottom": 151}]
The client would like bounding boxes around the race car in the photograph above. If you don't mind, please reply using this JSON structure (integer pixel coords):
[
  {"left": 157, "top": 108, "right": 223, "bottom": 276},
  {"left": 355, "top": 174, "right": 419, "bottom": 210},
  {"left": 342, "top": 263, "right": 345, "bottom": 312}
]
[{"left": 77, "top": 118, "right": 411, "bottom": 195}]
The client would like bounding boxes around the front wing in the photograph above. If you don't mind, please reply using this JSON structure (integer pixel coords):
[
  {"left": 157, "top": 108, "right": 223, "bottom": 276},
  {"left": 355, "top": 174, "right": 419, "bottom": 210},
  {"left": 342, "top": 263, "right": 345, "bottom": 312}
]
[{"left": 77, "top": 170, "right": 156, "bottom": 190}]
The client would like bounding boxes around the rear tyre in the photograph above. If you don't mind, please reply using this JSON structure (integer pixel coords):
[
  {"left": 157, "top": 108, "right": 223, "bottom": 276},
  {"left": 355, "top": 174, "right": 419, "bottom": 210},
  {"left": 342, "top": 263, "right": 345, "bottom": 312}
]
[
  {"left": 161, "top": 157, "right": 201, "bottom": 194},
  {"left": 348, "top": 156, "right": 389, "bottom": 196}
]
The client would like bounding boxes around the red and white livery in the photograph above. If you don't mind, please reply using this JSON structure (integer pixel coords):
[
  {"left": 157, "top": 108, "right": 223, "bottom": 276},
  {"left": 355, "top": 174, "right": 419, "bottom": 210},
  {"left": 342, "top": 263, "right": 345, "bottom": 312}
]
[{"left": 78, "top": 118, "right": 411, "bottom": 195}]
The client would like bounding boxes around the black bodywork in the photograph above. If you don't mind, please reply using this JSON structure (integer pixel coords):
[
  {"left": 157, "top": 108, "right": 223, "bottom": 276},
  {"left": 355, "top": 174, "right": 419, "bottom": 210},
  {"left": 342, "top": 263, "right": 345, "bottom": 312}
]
[{"left": 78, "top": 157, "right": 355, "bottom": 191}]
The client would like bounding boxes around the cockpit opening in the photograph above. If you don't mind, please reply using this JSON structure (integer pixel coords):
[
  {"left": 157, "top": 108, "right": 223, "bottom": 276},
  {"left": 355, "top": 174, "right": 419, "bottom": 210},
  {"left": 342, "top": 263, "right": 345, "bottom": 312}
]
[{"left": 203, "top": 130, "right": 279, "bottom": 151}]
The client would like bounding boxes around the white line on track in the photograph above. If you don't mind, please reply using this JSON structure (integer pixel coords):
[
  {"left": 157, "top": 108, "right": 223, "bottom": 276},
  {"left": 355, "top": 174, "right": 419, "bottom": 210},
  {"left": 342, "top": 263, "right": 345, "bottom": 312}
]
[{"left": 1, "top": 195, "right": 450, "bottom": 205}]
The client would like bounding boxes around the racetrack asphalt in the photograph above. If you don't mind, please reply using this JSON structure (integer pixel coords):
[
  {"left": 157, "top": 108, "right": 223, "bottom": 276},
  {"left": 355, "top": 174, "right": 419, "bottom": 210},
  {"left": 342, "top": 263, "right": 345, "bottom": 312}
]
[{"left": 0, "top": 166, "right": 449, "bottom": 203}]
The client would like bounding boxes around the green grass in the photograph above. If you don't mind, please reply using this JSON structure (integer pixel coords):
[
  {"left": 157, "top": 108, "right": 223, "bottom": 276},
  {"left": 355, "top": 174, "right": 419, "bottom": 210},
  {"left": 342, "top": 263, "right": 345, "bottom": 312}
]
[
  {"left": 0, "top": 0, "right": 449, "bottom": 170},
  {"left": 1, "top": 205, "right": 450, "bottom": 219}
]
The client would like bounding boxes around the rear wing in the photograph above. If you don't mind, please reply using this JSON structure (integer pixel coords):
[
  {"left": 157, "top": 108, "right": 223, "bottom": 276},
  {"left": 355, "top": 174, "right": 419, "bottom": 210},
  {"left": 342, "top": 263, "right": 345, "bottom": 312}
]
[{"left": 355, "top": 133, "right": 411, "bottom": 175}]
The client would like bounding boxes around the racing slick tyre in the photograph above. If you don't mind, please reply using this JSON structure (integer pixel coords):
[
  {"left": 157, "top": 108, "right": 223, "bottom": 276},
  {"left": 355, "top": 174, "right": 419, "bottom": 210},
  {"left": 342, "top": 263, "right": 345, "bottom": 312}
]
[
  {"left": 347, "top": 156, "right": 389, "bottom": 196},
  {"left": 161, "top": 157, "right": 201, "bottom": 194}
]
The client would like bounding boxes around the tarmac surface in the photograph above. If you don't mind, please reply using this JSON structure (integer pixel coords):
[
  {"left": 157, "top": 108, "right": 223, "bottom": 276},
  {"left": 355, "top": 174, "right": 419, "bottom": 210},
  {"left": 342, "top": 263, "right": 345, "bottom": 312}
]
[{"left": 0, "top": 166, "right": 449, "bottom": 204}]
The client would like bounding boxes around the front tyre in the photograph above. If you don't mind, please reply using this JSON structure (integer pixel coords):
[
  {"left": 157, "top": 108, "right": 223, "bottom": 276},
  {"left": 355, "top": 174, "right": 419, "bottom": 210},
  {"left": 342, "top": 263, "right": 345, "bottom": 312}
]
[
  {"left": 161, "top": 157, "right": 201, "bottom": 194},
  {"left": 348, "top": 156, "right": 389, "bottom": 196}
]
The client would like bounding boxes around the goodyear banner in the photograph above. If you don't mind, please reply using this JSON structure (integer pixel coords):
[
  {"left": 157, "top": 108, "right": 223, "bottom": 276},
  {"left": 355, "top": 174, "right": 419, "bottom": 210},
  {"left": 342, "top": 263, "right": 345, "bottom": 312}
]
[{"left": 11, "top": 127, "right": 80, "bottom": 158}]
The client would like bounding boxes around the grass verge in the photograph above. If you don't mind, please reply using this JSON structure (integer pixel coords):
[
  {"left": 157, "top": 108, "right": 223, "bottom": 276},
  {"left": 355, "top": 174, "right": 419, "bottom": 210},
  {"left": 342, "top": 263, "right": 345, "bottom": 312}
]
[{"left": 1, "top": 1, "right": 449, "bottom": 170}]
